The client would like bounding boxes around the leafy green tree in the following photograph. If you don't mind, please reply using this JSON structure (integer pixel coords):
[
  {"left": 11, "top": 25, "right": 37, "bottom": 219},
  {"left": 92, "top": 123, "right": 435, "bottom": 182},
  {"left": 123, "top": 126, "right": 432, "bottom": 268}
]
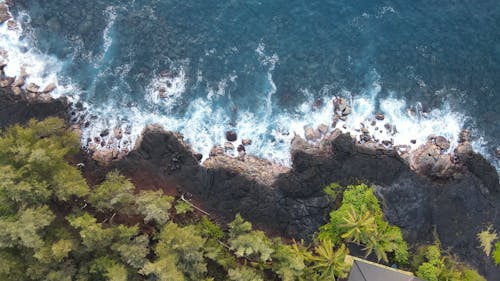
[
  {"left": 309, "top": 239, "right": 349, "bottom": 281},
  {"left": 112, "top": 234, "right": 149, "bottom": 269},
  {"left": 141, "top": 252, "right": 185, "bottom": 281},
  {"left": 227, "top": 266, "right": 264, "bottom": 281},
  {"left": 135, "top": 190, "right": 173, "bottom": 225},
  {"left": 67, "top": 212, "right": 114, "bottom": 250},
  {"left": 52, "top": 164, "right": 89, "bottom": 201},
  {"left": 89, "top": 171, "right": 135, "bottom": 214},
  {"left": 152, "top": 222, "right": 207, "bottom": 280},
  {"left": 228, "top": 215, "right": 274, "bottom": 262},
  {"left": 175, "top": 200, "right": 194, "bottom": 215},
  {"left": 270, "top": 240, "right": 306, "bottom": 281},
  {"left": 90, "top": 256, "right": 128, "bottom": 281}
]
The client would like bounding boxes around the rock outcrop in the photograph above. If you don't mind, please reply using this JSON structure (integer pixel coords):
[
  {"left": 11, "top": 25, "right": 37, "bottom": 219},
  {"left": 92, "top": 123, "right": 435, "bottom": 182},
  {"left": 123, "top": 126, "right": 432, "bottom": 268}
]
[
  {"left": 0, "top": 87, "right": 69, "bottom": 129},
  {"left": 99, "top": 125, "right": 500, "bottom": 280}
]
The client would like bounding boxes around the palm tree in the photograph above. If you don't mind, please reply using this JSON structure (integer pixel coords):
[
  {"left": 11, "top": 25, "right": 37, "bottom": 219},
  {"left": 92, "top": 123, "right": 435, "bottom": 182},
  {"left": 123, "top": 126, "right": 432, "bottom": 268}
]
[
  {"left": 310, "top": 239, "right": 350, "bottom": 281},
  {"left": 363, "top": 223, "right": 401, "bottom": 263},
  {"left": 340, "top": 207, "right": 376, "bottom": 244}
]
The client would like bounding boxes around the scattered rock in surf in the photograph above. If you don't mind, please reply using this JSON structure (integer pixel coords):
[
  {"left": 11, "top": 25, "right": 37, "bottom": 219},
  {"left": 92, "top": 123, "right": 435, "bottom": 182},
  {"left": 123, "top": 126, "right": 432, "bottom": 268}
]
[
  {"left": 12, "top": 78, "right": 25, "bottom": 88},
  {"left": 333, "top": 97, "right": 352, "bottom": 116},
  {"left": 0, "top": 77, "right": 14, "bottom": 88},
  {"left": 125, "top": 125, "right": 132, "bottom": 135},
  {"left": 435, "top": 136, "right": 451, "bottom": 151},
  {"left": 495, "top": 147, "right": 500, "bottom": 158},
  {"left": 100, "top": 129, "right": 110, "bottom": 137},
  {"left": 75, "top": 101, "right": 84, "bottom": 110},
  {"left": 20, "top": 67, "right": 29, "bottom": 79},
  {"left": 42, "top": 83, "right": 57, "bottom": 93},
  {"left": 114, "top": 128, "right": 123, "bottom": 139},
  {"left": 26, "top": 83, "right": 40, "bottom": 93},
  {"left": 224, "top": 142, "right": 234, "bottom": 152},
  {"left": 194, "top": 153, "right": 203, "bottom": 162},
  {"left": 0, "top": 3, "right": 11, "bottom": 24},
  {"left": 226, "top": 131, "right": 237, "bottom": 142},
  {"left": 304, "top": 126, "right": 320, "bottom": 141},
  {"left": 371, "top": 120, "right": 376, "bottom": 126},
  {"left": 209, "top": 146, "right": 224, "bottom": 157},
  {"left": 94, "top": 137, "right": 100, "bottom": 143},
  {"left": 242, "top": 138, "right": 252, "bottom": 146},
  {"left": 237, "top": 144, "right": 246, "bottom": 157},
  {"left": 375, "top": 112, "right": 385, "bottom": 121},
  {"left": 410, "top": 139, "right": 417, "bottom": 144},
  {"left": 318, "top": 124, "right": 329, "bottom": 135},
  {"left": 332, "top": 115, "right": 340, "bottom": 128},
  {"left": 7, "top": 20, "right": 17, "bottom": 30}
]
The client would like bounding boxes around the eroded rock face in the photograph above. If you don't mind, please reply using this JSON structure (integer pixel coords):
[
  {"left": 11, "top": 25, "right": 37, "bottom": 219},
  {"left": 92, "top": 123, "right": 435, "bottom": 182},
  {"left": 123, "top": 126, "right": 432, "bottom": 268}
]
[
  {"left": 104, "top": 125, "right": 500, "bottom": 280},
  {"left": 0, "top": 87, "right": 69, "bottom": 129}
]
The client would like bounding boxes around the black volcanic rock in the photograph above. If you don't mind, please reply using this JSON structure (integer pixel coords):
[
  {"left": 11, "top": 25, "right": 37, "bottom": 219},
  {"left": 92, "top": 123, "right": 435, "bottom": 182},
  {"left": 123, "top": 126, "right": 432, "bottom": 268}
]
[
  {"left": 108, "top": 125, "right": 500, "bottom": 280},
  {"left": 0, "top": 87, "right": 69, "bottom": 129}
]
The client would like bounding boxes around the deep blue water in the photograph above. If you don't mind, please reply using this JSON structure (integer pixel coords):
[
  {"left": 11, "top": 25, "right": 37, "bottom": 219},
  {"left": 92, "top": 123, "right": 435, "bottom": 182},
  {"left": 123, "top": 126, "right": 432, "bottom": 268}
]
[{"left": 4, "top": 0, "right": 500, "bottom": 167}]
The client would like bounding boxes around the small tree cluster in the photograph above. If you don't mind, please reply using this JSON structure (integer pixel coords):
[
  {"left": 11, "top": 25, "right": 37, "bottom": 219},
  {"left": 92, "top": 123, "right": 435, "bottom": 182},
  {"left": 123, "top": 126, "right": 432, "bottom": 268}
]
[
  {"left": 412, "top": 243, "right": 485, "bottom": 281},
  {"left": 319, "top": 183, "right": 409, "bottom": 265}
]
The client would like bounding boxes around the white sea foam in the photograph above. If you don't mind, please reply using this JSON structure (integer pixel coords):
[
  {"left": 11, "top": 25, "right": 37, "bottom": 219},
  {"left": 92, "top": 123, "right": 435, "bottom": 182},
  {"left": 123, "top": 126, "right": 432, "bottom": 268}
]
[
  {"left": 1, "top": 6, "right": 497, "bottom": 174},
  {"left": 145, "top": 68, "right": 187, "bottom": 111},
  {"left": 0, "top": 7, "right": 78, "bottom": 99}
]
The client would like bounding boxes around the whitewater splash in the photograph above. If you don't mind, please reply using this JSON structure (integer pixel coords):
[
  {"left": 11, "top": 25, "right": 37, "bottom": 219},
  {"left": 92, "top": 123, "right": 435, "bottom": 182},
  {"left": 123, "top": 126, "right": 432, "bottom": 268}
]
[{"left": 0, "top": 2, "right": 497, "bottom": 173}]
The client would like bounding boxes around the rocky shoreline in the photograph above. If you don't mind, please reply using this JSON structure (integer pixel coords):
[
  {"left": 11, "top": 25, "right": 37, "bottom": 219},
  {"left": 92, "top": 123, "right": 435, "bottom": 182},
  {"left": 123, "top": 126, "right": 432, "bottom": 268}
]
[{"left": 2, "top": 2, "right": 500, "bottom": 277}]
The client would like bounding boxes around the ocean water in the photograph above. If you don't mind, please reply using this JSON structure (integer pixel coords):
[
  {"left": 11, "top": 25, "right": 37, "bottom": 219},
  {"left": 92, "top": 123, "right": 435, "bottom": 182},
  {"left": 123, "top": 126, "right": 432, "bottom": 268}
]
[{"left": 1, "top": 0, "right": 499, "bottom": 170}]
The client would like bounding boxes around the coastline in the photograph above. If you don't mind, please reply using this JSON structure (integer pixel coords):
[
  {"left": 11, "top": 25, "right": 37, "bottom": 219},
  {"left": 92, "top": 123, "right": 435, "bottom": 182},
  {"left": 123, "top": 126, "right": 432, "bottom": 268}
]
[
  {"left": 2, "top": 83, "right": 500, "bottom": 278},
  {"left": 2, "top": 2, "right": 500, "bottom": 279}
]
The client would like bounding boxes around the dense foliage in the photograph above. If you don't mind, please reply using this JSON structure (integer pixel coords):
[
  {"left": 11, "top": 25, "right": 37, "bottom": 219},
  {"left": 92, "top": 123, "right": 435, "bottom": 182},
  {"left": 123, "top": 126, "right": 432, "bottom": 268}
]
[
  {"left": 318, "top": 183, "right": 409, "bottom": 265},
  {"left": 411, "top": 242, "right": 485, "bottom": 281},
  {"left": 0, "top": 118, "right": 486, "bottom": 281}
]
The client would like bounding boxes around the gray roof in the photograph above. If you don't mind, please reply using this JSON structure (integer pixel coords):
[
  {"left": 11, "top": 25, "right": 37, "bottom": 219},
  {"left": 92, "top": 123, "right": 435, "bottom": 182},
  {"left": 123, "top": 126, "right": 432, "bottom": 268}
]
[{"left": 348, "top": 260, "right": 424, "bottom": 281}]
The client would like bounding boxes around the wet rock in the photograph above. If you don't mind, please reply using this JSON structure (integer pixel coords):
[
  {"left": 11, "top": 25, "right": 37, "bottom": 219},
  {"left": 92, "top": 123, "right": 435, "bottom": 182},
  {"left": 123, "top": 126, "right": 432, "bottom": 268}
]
[
  {"left": 224, "top": 142, "right": 234, "bottom": 151},
  {"left": 94, "top": 137, "right": 100, "bottom": 143},
  {"left": 459, "top": 130, "right": 471, "bottom": 143},
  {"left": 332, "top": 115, "right": 340, "bottom": 128},
  {"left": 371, "top": 120, "right": 376, "bottom": 126},
  {"left": 42, "top": 83, "right": 57, "bottom": 93},
  {"left": 333, "top": 97, "right": 351, "bottom": 116},
  {"left": 375, "top": 112, "right": 385, "bottom": 121},
  {"left": 12, "top": 78, "right": 25, "bottom": 88},
  {"left": 435, "top": 136, "right": 450, "bottom": 151},
  {"left": 7, "top": 19, "right": 17, "bottom": 30},
  {"left": 304, "top": 126, "right": 320, "bottom": 141},
  {"left": 237, "top": 144, "right": 246, "bottom": 157},
  {"left": 194, "top": 153, "right": 203, "bottom": 162},
  {"left": 114, "top": 128, "right": 123, "bottom": 139},
  {"left": 495, "top": 147, "right": 500, "bottom": 159},
  {"left": 209, "top": 146, "right": 225, "bottom": 157},
  {"left": 242, "top": 138, "right": 252, "bottom": 146},
  {"left": 317, "top": 123, "right": 329, "bottom": 134},
  {"left": 226, "top": 130, "right": 237, "bottom": 142},
  {"left": 125, "top": 125, "right": 132, "bottom": 134},
  {"left": 0, "top": 3, "right": 11, "bottom": 24},
  {"left": 100, "top": 129, "right": 110, "bottom": 137},
  {"left": 0, "top": 77, "right": 14, "bottom": 88},
  {"left": 410, "top": 139, "right": 417, "bottom": 144},
  {"left": 20, "top": 67, "right": 28, "bottom": 79},
  {"left": 26, "top": 83, "right": 40, "bottom": 93},
  {"left": 92, "top": 148, "right": 119, "bottom": 164}
]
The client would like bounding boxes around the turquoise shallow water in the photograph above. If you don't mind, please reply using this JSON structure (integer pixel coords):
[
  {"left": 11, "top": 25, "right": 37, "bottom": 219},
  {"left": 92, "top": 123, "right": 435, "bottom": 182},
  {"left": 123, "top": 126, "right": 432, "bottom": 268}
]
[{"left": 4, "top": 0, "right": 500, "bottom": 168}]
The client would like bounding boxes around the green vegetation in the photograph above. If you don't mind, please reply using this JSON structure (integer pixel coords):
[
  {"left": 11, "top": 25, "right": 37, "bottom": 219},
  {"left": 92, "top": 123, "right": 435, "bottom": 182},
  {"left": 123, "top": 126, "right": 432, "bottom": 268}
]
[
  {"left": 494, "top": 242, "right": 500, "bottom": 265},
  {"left": 412, "top": 242, "right": 486, "bottom": 281},
  {"left": 0, "top": 118, "right": 487, "bottom": 281},
  {"left": 319, "top": 183, "right": 408, "bottom": 265},
  {"left": 477, "top": 225, "right": 498, "bottom": 257}
]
